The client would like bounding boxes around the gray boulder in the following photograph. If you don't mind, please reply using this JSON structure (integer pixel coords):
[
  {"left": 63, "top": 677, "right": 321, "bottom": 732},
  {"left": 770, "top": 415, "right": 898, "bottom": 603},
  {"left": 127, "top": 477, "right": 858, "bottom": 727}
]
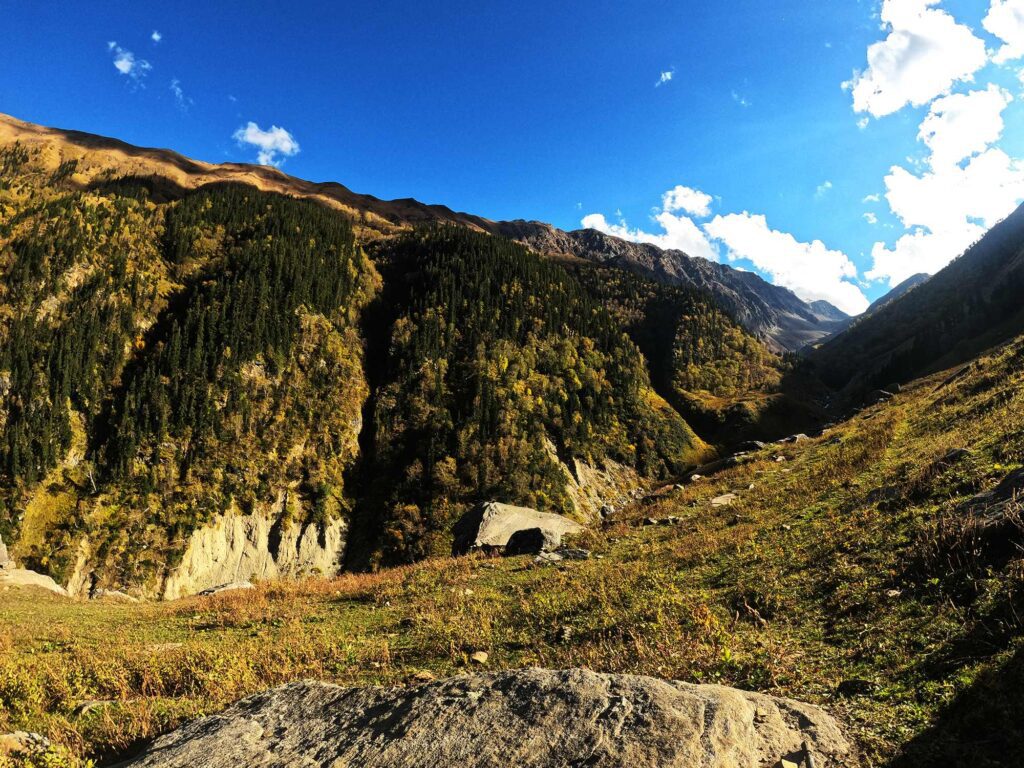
[
  {"left": 453, "top": 502, "right": 583, "bottom": 556},
  {"left": 0, "top": 568, "right": 67, "bottom": 596},
  {"left": 124, "top": 668, "right": 852, "bottom": 768},
  {"left": 0, "top": 534, "right": 8, "bottom": 570},
  {"left": 197, "top": 581, "right": 254, "bottom": 597}
]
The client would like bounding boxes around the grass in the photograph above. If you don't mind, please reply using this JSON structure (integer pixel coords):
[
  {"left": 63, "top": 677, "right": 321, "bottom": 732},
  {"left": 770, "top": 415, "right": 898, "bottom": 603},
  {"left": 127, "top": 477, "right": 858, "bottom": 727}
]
[{"left": 4, "top": 339, "right": 1024, "bottom": 767}]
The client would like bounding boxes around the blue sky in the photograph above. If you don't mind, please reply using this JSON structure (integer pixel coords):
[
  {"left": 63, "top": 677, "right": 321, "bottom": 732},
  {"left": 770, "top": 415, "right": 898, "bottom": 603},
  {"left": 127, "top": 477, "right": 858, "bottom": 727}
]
[{"left": 2, "top": 0, "right": 1023, "bottom": 313}]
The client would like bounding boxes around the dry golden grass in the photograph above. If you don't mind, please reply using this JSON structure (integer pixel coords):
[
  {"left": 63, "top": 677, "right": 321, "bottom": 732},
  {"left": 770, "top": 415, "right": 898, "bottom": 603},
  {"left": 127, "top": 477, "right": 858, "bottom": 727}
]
[{"left": 3, "top": 338, "right": 1024, "bottom": 766}]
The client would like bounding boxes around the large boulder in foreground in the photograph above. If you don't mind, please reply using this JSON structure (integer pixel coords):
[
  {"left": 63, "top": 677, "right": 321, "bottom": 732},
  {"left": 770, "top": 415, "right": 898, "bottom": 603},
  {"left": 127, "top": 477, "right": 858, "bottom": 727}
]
[
  {"left": 125, "top": 668, "right": 852, "bottom": 768},
  {"left": 452, "top": 502, "right": 583, "bottom": 555}
]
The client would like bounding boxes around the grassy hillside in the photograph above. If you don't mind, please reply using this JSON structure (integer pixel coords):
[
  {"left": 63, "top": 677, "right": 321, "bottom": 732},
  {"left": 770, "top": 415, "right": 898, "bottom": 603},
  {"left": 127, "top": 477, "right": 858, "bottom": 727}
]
[{"left": 4, "top": 329, "right": 1024, "bottom": 766}]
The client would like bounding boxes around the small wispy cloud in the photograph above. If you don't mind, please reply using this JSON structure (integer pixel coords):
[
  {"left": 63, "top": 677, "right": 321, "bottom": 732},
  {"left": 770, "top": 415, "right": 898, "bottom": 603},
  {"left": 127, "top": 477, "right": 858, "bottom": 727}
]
[
  {"left": 863, "top": 212, "right": 878, "bottom": 225},
  {"left": 232, "top": 121, "right": 300, "bottom": 166},
  {"left": 815, "top": 180, "right": 833, "bottom": 199},
  {"left": 107, "top": 42, "right": 151, "bottom": 83},
  {"left": 863, "top": 193, "right": 881, "bottom": 203},
  {"left": 656, "top": 69, "right": 675, "bottom": 87},
  {"left": 151, "top": 30, "right": 162, "bottom": 43},
  {"left": 170, "top": 79, "right": 192, "bottom": 111},
  {"left": 731, "top": 90, "right": 750, "bottom": 108}
]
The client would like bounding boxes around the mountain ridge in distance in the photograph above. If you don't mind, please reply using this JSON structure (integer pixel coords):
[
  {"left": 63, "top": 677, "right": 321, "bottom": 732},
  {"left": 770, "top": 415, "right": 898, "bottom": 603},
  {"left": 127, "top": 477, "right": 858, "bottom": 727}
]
[{"left": 0, "top": 111, "right": 847, "bottom": 352}]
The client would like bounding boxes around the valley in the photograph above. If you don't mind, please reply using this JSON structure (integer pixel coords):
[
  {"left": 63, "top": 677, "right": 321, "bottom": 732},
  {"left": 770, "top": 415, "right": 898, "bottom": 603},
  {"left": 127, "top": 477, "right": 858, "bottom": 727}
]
[{"left": 1, "top": 113, "right": 1023, "bottom": 767}]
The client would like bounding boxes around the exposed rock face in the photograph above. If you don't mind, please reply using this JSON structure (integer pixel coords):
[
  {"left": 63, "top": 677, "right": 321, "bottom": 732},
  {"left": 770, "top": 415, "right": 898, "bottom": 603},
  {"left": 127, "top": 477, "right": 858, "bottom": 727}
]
[
  {"left": 0, "top": 568, "right": 68, "bottom": 596},
  {"left": 491, "top": 222, "right": 849, "bottom": 352},
  {"left": 0, "top": 534, "right": 8, "bottom": 570},
  {"left": 452, "top": 502, "right": 584, "bottom": 556},
  {"left": 162, "top": 502, "right": 346, "bottom": 600},
  {"left": 124, "top": 668, "right": 853, "bottom": 768}
]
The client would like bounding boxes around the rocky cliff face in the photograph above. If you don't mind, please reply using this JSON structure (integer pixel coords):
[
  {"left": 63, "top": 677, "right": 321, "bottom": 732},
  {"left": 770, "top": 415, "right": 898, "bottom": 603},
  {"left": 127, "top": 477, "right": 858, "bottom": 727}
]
[
  {"left": 124, "top": 669, "right": 853, "bottom": 768},
  {"left": 488, "top": 221, "right": 849, "bottom": 351},
  {"left": 161, "top": 494, "right": 347, "bottom": 599}
]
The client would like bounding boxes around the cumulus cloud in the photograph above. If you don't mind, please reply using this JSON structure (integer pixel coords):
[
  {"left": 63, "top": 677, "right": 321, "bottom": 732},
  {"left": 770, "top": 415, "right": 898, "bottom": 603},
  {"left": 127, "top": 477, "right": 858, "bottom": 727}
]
[
  {"left": 151, "top": 30, "right": 162, "bottom": 43},
  {"left": 918, "top": 85, "right": 1012, "bottom": 168},
  {"left": 581, "top": 211, "right": 719, "bottom": 261},
  {"left": 984, "top": 0, "right": 1024, "bottom": 63},
  {"left": 584, "top": 187, "right": 868, "bottom": 314},
  {"left": 656, "top": 69, "right": 674, "bottom": 87},
  {"left": 705, "top": 213, "right": 868, "bottom": 314},
  {"left": 845, "top": 0, "right": 987, "bottom": 118},
  {"left": 232, "top": 122, "right": 300, "bottom": 166},
  {"left": 661, "top": 185, "right": 713, "bottom": 217},
  {"left": 868, "top": 149, "right": 1024, "bottom": 283},
  {"left": 107, "top": 42, "right": 151, "bottom": 82}
]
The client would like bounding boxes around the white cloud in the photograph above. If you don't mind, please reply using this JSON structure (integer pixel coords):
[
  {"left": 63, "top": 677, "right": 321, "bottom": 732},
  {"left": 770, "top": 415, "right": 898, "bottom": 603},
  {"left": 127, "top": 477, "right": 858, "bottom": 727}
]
[
  {"left": 731, "top": 91, "right": 750, "bottom": 107},
  {"left": 232, "top": 122, "right": 300, "bottom": 166},
  {"left": 867, "top": 148, "right": 1024, "bottom": 283},
  {"left": 815, "top": 180, "right": 834, "bottom": 199},
  {"left": 705, "top": 213, "right": 869, "bottom": 314},
  {"left": 918, "top": 85, "right": 1012, "bottom": 168},
  {"left": 170, "top": 79, "right": 191, "bottom": 110},
  {"left": 151, "top": 30, "right": 162, "bottom": 43},
  {"left": 984, "top": 0, "right": 1024, "bottom": 63},
  {"left": 845, "top": 0, "right": 987, "bottom": 118},
  {"left": 661, "top": 185, "right": 713, "bottom": 217},
  {"left": 863, "top": 193, "right": 882, "bottom": 203},
  {"left": 107, "top": 42, "right": 151, "bottom": 82},
  {"left": 581, "top": 211, "right": 719, "bottom": 261},
  {"left": 656, "top": 69, "right": 674, "bottom": 87},
  {"left": 864, "top": 212, "right": 879, "bottom": 224}
]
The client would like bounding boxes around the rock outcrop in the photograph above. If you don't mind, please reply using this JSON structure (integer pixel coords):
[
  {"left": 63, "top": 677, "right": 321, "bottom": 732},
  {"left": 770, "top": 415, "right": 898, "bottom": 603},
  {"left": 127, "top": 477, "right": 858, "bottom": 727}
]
[
  {"left": 0, "top": 534, "right": 8, "bottom": 570},
  {"left": 452, "top": 502, "right": 584, "bottom": 556},
  {"left": 124, "top": 668, "right": 853, "bottom": 768},
  {"left": 162, "top": 499, "right": 347, "bottom": 600},
  {"left": 0, "top": 568, "right": 68, "bottom": 596}
]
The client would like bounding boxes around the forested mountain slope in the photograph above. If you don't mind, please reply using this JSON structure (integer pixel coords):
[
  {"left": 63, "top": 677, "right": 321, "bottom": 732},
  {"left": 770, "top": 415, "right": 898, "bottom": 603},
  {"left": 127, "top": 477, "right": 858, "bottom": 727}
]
[
  {"left": 0, "top": 112, "right": 846, "bottom": 352},
  {"left": 813, "top": 203, "right": 1024, "bottom": 393},
  {"left": 0, "top": 133, "right": 788, "bottom": 593}
]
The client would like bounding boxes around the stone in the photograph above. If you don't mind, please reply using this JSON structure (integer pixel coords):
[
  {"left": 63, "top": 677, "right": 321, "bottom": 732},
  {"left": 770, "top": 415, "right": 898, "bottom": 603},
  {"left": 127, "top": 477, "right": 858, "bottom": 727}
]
[
  {"left": 533, "top": 552, "right": 564, "bottom": 565},
  {"left": 0, "top": 568, "right": 67, "bottom": 596},
  {"left": 453, "top": 502, "right": 584, "bottom": 556},
  {"left": 779, "top": 434, "right": 809, "bottom": 444},
  {"left": 0, "top": 732, "right": 50, "bottom": 760},
  {"left": 774, "top": 456, "right": 787, "bottom": 463},
  {"left": 197, "top": 581, "right": 254, "bottom": 597},
  {"left": 123, "top": 669, "right": 853, "bottom": 768},
  {"left": 556, "top": 548, "right": 591, "bottom": 561},
  {"left": 411, "top": 670, "right": 437, "bottom": 683},
  {"left": 599, "top": 504, "right": 615, "bottom": 519},
  {"left": 688, "top": 474, "right": 705, "bottom": 483},
  {"left": 711, "top": 493, "right": 738, "bottom": 507},
  {"left": 958, "top": 468, "right": 1024, "bottom": 523},
  {"left": 469, "top": 651, "right": 489, "bottom": 665},
  {"left": 505, "top": 527, "right": 559, "bottom": 556},
  {"left": 0, "top": 534, "right": 9, "bottom": 570}
]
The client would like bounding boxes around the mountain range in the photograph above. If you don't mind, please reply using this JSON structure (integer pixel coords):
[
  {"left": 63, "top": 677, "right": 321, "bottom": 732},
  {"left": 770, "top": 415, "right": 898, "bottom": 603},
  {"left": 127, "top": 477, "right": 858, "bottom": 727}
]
[{"left": 3, "top": 111, "right": 1024, "bottom": 600}]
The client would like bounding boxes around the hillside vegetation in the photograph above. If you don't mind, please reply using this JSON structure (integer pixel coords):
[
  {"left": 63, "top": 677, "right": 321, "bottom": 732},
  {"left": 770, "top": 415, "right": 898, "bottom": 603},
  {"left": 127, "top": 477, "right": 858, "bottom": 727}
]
[
  {"left": 0, "top": 140, "right": 783, "bottom": 591},
  {"left": 4, "top": 325, "right": 1024, "bottom": 767},
  {"left": 813, "top": 203, "right": 1024, "bottom": 393}
]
